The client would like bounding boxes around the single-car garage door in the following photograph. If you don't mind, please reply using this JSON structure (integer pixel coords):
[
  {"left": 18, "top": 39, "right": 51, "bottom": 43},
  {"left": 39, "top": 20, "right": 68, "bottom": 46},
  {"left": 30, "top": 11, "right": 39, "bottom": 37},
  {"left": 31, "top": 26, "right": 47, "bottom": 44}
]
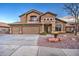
[{"left": 23, "top": 25, "right": 40, "bottom": 34}]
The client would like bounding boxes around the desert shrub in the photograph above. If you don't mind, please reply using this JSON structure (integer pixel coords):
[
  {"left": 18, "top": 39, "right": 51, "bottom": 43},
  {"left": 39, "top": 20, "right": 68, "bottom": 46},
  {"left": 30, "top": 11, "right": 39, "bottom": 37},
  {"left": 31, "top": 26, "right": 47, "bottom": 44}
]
[
  {"left": 40, "top": 31, "right": 47, "bottom": 35},
  {"left": 51, "top": 32, "right": 59, "bottom": 35},
  {"left": 51, "top": 32, "right": 60, "bottom": 38}
]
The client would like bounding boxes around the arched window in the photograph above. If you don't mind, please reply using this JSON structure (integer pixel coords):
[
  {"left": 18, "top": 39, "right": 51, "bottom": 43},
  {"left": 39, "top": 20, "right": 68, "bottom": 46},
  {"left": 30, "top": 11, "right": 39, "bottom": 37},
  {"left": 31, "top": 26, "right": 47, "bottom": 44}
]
[
  {"left": 50, "top": 19, "right": 52, "bottom": 21},
  {"left": 47, "top": 19, "right": 49, "bottom": 20},
  {"left": 44, "top": 19, "right": 46, "bottom": 20},
  {"left": 55, "top": 24, "right": 62, "bottom": 31}
]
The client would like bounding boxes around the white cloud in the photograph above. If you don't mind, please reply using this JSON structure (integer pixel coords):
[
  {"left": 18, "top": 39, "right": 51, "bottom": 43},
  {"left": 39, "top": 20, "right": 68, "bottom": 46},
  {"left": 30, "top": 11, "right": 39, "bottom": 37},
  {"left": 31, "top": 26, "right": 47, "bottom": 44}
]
[
  {"left": 59, "top": 16, "right": 75, "bottom": 23},
  {"left": 0, "top": 19, "right": 17, "bottom": 23}
]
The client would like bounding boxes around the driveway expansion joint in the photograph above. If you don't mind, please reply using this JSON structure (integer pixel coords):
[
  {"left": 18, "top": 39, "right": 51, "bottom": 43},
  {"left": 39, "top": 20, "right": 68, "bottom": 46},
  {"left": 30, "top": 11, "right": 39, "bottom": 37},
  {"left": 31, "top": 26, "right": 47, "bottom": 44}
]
[{"left": 9, "top": 46, "right": 22, "bottom": 56}]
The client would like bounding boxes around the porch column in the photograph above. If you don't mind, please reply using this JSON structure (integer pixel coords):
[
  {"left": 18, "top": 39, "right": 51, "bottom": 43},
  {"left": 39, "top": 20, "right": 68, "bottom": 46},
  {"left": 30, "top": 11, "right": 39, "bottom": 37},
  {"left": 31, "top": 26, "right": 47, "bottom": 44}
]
[
  {"left": 9, "top": 27, "right": 12, "bottom": 34},
  {"left": 40, "top": 24, "right": 44, "bottom": 33},
  {"left": 19, "top": 26, "right": 22, "bottom": 34},
  {"left": 51, "top": 23, "right": 55, "bottom": 33}
]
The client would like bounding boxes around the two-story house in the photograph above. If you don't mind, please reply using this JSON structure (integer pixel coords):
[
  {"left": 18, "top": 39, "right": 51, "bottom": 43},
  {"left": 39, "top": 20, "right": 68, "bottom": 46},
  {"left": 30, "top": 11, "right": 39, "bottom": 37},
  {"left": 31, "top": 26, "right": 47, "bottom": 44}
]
[{"left": 9, "top": 9, "right": 67, "bottom": 34}]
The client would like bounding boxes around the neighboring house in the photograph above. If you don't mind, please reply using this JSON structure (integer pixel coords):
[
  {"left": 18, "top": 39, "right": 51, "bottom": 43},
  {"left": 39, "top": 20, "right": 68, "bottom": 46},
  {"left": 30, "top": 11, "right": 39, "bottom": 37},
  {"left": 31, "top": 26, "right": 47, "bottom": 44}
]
[
  {"left": 0, "top": 22, "right": 10, "bottom": 34},
  {"left": 9, "top": 9, "right": 67, "bottom": 34},
  {"left": 61, "top": 16, "right": 79, "bottom": 33},
  {"left": 66, "top": 23, "right": 79, "bottom": 33}
]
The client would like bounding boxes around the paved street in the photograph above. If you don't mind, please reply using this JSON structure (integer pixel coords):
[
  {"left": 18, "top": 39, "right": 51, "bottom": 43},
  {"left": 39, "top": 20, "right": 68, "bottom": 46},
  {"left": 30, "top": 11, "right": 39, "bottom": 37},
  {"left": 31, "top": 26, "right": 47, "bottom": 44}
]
[{"left": 0, "top": 34, "right": 79, "bottom": 56}]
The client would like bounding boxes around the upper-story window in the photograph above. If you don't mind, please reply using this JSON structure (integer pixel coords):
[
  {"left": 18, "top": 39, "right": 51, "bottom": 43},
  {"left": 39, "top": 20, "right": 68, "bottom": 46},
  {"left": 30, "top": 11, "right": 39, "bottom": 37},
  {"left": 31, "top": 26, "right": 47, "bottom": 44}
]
[
  {"left": 30, "top": 16, "right": 37, "bottom": 21},
  {"left": 43, "top": 18, "right": 53, "bottom": 21},
  {"left": 47, "top": 18, "right": 49, "bottom": 20},
  {"left": 44, "top": 19, "right": 45, "bottom": 20},
  {"left": 50, "top": 19, "right": 52, "bottom": 21}
]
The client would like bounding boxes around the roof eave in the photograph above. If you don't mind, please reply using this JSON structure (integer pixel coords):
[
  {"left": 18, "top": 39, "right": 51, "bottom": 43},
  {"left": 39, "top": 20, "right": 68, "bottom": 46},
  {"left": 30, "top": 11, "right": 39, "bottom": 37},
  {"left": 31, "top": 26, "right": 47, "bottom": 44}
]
[{"left": 56, "top": 18, "right": 67, "bottom": 23}]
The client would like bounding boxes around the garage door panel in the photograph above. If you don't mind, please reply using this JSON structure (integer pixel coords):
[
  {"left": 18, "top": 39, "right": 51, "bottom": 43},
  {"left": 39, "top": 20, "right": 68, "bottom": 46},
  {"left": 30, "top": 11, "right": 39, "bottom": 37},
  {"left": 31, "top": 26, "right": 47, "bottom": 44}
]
[
  {"left": 23, "top": 25, "right": 40, "bottom": 34},
  {"left": 12, "top": 27, "right": 20, "bottom": 34}
]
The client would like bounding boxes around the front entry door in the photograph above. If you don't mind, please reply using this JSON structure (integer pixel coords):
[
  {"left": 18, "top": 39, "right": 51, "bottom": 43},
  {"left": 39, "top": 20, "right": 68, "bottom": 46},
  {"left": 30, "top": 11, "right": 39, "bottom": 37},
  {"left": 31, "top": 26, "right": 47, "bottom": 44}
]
[{"left": 44, "top": 24, "right": 51, "bottom": 33}]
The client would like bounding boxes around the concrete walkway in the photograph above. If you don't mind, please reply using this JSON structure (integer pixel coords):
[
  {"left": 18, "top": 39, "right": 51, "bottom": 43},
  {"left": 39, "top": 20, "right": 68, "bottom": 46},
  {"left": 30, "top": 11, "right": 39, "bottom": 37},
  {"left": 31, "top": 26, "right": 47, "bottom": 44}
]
[
  {"left": 0, "top": 45, "right": 79, "bottom": 56},
  {"left": 0, "top": 34, "right": 79, "bottom": 56}
]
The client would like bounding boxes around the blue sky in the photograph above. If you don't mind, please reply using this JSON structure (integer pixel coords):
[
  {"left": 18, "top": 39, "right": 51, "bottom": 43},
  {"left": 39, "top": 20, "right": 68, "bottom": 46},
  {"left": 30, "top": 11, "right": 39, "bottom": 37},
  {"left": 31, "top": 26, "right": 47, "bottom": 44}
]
[{"left": 0, "top": 3, "right": 68, "bottom": 23}]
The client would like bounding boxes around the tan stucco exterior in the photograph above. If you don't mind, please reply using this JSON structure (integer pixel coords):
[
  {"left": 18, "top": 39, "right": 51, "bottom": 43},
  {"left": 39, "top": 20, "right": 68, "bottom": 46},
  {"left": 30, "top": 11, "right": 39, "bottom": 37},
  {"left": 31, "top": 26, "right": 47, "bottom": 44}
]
[
  {"left": 40, "top": 13, "right": 56, "bottom": 33},
  {"left": 9, "top": 10, "right": 67, "bottom": 34},
  {"left": 20, "top": 14, "right": 27, "bottom": 23},
  {"left": 26, "top": 12, "right": 41, "bottom": 23}
]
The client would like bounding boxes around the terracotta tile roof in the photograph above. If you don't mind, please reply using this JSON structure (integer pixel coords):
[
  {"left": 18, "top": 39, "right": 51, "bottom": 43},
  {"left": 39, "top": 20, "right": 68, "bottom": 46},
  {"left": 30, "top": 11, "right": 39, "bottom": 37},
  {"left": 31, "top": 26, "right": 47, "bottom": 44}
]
[{"left": 0, "top": 22, "right": 10, "bottom": 27}]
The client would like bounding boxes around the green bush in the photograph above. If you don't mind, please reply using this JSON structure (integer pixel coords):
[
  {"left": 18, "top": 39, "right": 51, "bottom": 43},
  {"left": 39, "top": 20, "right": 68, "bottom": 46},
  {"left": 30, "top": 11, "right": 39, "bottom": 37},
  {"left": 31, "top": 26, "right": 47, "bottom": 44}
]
[{"left": 40, "top": 32, "right": 47, "bottom": 35}]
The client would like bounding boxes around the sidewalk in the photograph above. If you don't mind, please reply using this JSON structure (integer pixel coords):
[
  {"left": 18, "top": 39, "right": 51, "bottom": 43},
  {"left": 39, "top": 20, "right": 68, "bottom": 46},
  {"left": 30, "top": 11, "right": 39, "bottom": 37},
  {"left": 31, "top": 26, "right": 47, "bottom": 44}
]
[
  {"left": 10, "top": 46, "right": 79, "bottom": 56},
  {"left": 0, "top": 45, "right": 79, "bottom": 56}
]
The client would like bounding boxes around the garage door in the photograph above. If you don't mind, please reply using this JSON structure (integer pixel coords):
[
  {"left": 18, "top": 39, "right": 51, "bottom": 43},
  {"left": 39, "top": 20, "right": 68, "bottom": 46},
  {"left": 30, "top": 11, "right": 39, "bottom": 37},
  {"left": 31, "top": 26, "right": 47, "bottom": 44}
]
[
  {"left": 12, "top": 26, "right": 20, "bottom": 34},
  {"left": 23, "top": 25, "right": 40, "bottom": 34}
]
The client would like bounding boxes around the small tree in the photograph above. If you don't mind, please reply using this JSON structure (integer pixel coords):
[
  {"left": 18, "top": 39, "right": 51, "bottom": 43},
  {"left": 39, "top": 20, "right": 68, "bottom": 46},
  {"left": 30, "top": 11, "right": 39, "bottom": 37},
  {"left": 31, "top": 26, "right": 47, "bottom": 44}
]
[{"left": 63, "top": 3, "right": 79, "bottom": 35}]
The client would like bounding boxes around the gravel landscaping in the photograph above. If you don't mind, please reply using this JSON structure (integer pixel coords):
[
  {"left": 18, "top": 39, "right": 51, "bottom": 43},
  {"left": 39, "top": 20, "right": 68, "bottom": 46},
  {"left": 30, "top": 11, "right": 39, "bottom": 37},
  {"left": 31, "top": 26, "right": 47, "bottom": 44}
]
[{"left": 37, "top": 34, "right": 79, "bottom": 49}]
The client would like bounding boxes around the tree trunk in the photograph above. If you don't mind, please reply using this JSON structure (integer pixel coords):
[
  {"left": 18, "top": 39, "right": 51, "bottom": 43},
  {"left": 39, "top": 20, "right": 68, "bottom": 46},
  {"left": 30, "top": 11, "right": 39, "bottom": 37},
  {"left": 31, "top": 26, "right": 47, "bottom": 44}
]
[
  {"left": 54, "top": 34, "right": 58, "bottom": 38},
  {"left": 74, "top": 22, "right": 77, "bottom": 36}
]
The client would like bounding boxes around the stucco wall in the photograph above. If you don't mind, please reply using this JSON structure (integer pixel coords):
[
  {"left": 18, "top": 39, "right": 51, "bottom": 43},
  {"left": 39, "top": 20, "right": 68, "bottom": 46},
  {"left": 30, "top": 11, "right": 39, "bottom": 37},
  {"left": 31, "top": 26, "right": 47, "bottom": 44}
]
[
  {"left": 40, "top": 13, "right": 55, "bottom": 21},
  {"left": 40, "top": 13, "right": 56, "bottom": 32},
  {"left": 26, "top": 12, "right": 40, "bottom": 23},
  {"left": 20, "top": 14, "right": 27, "bottom": 23},
  {"left": 20, "top": 12, "right": 41, "bottom": 23}
]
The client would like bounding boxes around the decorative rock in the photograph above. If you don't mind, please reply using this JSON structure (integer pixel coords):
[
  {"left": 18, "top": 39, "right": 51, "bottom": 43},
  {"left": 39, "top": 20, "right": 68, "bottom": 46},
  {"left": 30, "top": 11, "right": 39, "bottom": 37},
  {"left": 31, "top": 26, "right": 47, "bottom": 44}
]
[
  {"left": 59, "top": 38, "right": 63, "bottom": 41},
  {"left": 48, "top": 38, "right": 63, "bottom": 42},
  {"left": 72, "top": 38, "right": 76, "bottom": 41}
]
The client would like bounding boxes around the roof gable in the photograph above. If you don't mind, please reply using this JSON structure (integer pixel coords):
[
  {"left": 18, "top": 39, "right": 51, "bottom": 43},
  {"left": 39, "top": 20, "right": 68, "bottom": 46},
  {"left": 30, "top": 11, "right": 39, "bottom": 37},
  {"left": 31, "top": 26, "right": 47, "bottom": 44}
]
[
  {"left": 19, "top": 9, "right": 43, "bottom": 17},
  {"left": 40, "top": 12, "right": 57, "bottom": 17}
]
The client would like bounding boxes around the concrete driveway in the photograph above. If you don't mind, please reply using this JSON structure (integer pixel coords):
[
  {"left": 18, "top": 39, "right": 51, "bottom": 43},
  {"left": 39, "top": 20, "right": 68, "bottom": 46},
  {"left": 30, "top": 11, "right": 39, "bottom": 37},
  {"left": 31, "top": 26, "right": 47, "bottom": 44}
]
[
  {"left": 0, "top": 34, "right": 39, "bottom": 45},
  {"left": 0, "top": 34, "right": 79, "bottom": 56}
]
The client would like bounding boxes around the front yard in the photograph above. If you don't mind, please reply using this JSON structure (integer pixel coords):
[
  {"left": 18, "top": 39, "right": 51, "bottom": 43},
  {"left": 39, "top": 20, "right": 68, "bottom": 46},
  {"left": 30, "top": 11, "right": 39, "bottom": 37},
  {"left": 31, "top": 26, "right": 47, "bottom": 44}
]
[
  {"left": 38, "top": 33, "right": 79, "bottom": 49},
  {"left": 0, "top": 34, "right": 79, "bottom": 49}
]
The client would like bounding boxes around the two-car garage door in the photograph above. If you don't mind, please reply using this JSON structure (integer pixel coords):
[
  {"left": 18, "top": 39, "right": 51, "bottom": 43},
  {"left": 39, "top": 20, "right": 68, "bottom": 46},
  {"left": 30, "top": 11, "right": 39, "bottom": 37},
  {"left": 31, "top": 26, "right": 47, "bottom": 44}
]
[
  {"left": 22, "top": 25, "right": 40, "bottom": 34},
  {"left": 12, "top": 25, "right": 40, "bottom": 34}
]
